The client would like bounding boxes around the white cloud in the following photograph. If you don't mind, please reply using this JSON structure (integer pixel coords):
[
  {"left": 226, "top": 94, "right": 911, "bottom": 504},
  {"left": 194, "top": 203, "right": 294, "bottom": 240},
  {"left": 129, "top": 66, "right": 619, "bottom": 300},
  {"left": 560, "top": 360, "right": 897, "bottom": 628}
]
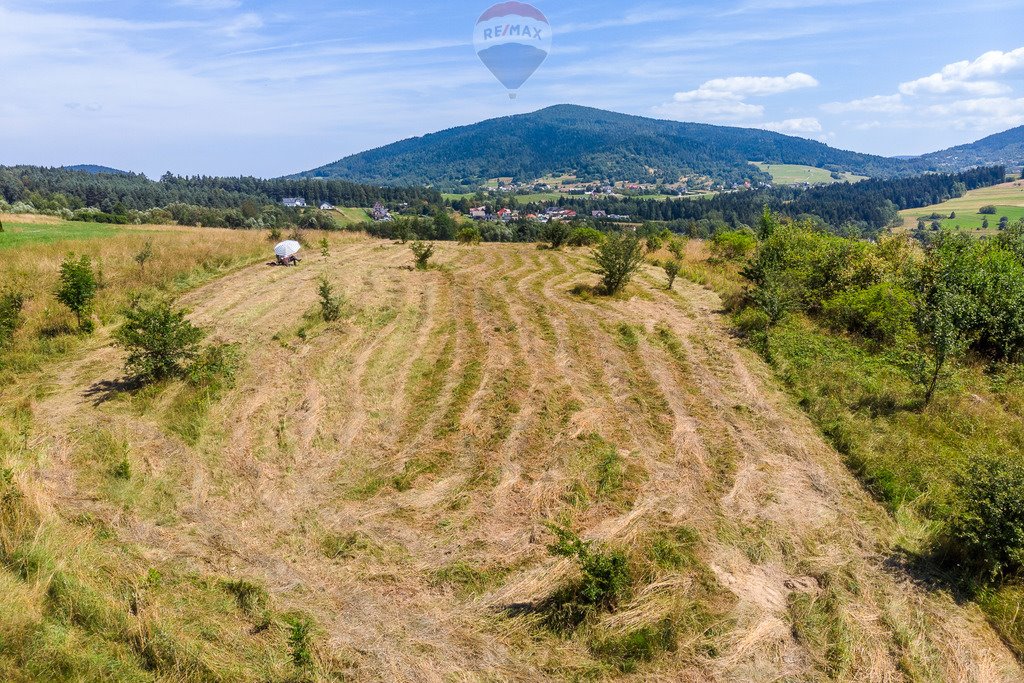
[
  {"left": 899, "top": 47, "right": 1024, "bottom": 96},
  {"left": 922, "top": 97, "right": 1024, "bottom": 130},
  {"left": 757, "top": 117, "right": 824, "bottom": 135},
  {"left": 220, "top": 13, "right": 263, "bottom": 38},
  {"left": 671, "top": 72, "right": 819, "bottom": 102},
  {"left": 821, "top": 93, "right": 906, "bottom": 113},
  {"left": 653, "top": 99, "right": 764, "bottom": 122},
  {"left": 654, "top": 72, "right": 818, "bottom": 123}
]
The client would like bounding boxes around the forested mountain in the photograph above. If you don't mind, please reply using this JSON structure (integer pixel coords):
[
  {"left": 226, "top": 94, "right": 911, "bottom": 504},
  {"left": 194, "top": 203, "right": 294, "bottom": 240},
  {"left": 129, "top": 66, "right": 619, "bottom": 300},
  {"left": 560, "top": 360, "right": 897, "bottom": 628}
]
[
  {"left": 292, "top": 104, "right": 913, "bottom": 189},
  {"left": 916, "top": 126, "right": 1024, "bottom": 172},
  {"left": 0, "top": 166, "right": 440, "bottom": 213}
]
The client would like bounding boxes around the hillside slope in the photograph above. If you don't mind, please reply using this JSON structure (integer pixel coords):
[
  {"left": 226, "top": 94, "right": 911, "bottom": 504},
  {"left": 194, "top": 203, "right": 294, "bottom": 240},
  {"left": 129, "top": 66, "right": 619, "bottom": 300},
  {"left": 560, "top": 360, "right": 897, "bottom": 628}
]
[
  {"left": 9, "top": 239, "right": 1019, "bottom": 680},
  {"left": 917, "top": 125, "right": 1024, "bottom": 172},
  {"left": 293, "top": 105, "right": 912, "bottom": 189}
]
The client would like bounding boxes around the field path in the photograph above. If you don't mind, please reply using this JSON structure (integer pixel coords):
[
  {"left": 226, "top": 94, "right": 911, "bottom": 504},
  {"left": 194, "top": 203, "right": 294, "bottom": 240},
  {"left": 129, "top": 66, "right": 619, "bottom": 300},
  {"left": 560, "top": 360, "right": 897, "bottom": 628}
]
[{"left": 23, "top": 238, "right": 1022, "bottom": 681}]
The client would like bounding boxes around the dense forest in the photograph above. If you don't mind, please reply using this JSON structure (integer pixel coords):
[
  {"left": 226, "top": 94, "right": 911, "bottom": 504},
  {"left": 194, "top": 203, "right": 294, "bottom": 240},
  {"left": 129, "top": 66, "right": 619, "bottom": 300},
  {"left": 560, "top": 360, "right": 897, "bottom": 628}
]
[
  {"left": 553, "top": 166, "right": 1006, "bottom": 234},
  {"left": 295, "top": 104, "right": 914, "bottom": 190},
  {"left": 0, "top": 166, "right": 440, "bottom": 214}
]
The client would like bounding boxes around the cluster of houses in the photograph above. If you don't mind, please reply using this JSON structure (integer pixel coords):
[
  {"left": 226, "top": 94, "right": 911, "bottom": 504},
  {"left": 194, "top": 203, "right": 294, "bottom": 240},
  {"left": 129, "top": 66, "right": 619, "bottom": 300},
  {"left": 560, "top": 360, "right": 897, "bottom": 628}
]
[
  {"left": 465, "top": 205, "right": 630, "bottom": 224},
  {"left": 282, "top": 197, "right": 337, "bottom": 211},
  {"left": 370, "top": 202, "right": 393, "bottom": 222}
]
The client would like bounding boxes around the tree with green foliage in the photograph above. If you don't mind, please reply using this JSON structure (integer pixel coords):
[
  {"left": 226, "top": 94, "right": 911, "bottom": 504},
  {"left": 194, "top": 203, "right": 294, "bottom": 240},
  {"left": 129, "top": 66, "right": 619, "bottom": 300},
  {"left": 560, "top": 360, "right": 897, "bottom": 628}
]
[
  {"left": 317, "top": 278, "right": 343, "bottom": 322},
  {"left": 667, "top": 236, "right": 687, "bottom": 261},
  {"left": 113, "top": 298, "right": 205, "bottom": 382},
  {"left": 663, "top": 259, "right": 681, "bottom": 290},
  {"left": 757, "top": 205, "right": 781, "bottom": 240},
  {"left": 456, "top": 225, "right": 482, "bottom": 246},
  {"left": 410, "top": 241, "right": 434, "bottom": 270},
  {"left": 980, "top": 205, "right": 997, "bottom": 215},
  {"left": 903, "top": 246, "right": 971, "bottom": 406},
  {"left": 594, "top": 232, "right": 645, "bottom": 295},
  {"left": 133, "top": 239, "right": 154, "bottom": 275},
  {"left": 541, "top": 220, "right": 571, "bottom": 249},
  {"left": 710, "top": 229, "right": 757, "bottom": 261},
  {"left": 319, "top": 237, "right": 330, "bottom": 258},
  {"left": 432, "top": 210, "right": 458, "bottom": 241},
  {"left": 567, "top": 226, "right": 605, "bottom": 247},
  {"left": 55, "top": 254, "right": 97, "bottom": 331}
]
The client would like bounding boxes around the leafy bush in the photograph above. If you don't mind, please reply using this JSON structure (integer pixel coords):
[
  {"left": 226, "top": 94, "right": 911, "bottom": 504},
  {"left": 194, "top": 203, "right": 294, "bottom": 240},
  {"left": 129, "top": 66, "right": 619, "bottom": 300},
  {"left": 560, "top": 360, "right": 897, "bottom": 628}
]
[
  {"left": 822, "top": 282, "right": 914, "bottom": 345},
  {"left": 567, "top": 226, "right": 605, "bottom": 247},
  {"left": 541, "top": 221, "right": 571, "bottom": 249},
  {"left": 543, "top": 523, "right": 632, "bottom": 630},
  {"left": 980, "top": 205, "right": 998, "bottom": 215},
  {"left": 949, "top": 455, "right": 1024, "bottom": 578},
  {"left": 114, "top": 298, "right": 205, "bottom": 382},
  {"left": 410, "top": 241, "right": 434, "bottom": 270},
  {"left": 594, "top": 232, "right": 645, "bottom": 295},
  {"left": 663, "top": 259, "right": 681, "bottom": 290},
  {"left": 456, "top": 226, "right": 482, "bottom": 246},
  {"left": 733, "top": 306, "right": 770, "bottom": 337},
  {"left": 185, "top": 343, "right": 240, "bottom": 388},
  {"left": 0, "top": 291, "right": 25, "bottom": 347},
  {"left": 56, "top": 254, "right": 97, "bottom": 331},
  {"left": 710, "top": 229, "right": 757, "bottom": 261}
]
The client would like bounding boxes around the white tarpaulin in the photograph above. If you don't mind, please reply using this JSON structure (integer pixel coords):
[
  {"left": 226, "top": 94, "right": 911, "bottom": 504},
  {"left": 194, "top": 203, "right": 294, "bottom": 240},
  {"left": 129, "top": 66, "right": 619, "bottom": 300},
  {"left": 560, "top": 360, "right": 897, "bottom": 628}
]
[{"left": 274, "top": 240, "right": 301, "bottom": 258}]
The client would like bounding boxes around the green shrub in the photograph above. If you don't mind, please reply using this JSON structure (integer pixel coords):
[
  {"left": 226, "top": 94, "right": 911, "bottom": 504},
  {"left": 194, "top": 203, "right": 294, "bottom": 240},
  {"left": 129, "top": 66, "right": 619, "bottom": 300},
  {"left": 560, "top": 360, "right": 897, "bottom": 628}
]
[
  {"left": 663, "top": 259, "right": 681, "bottom": 290},
  {"left": 567, "top": 226, "right": 605, "bottom": 247},
  {"left": 594, "top": 232, "right": 645, "bottom": 295},
  {"left": 286, "top": 615, "right": 315, "bottom": 669},
  {"left": 114, "top": 298, "right": 205, "bottom": 382},
  {"left": 541, "top": 221, "right": 571, "bottom": 249},
  {"left": 822, "top": 282, "right": 914, "bottom": 345},
  {"left": 317, "top": 277, "right": 343, "bottom": 322},
  {"left": 456, "top": 226, "right": 482, "bottom": 246},
  {"left": 186, "top": 343, "right": 240, "bottom": 388},
  {"left": 410, "top": 241, "right": 434, "bottom": 270},
  {"left": 710, "top": 229, "right": 757, "bottom": 261},
  {"left": 949, "top": 455, "right": 1024, "bottom": 578},
  {"left": 319, "top": 237, "right": 330, "bottom": 258},
  {"left": 0, "top": 291, "right": 25, "bottom": 347},
  {"left": 733, "top": 306, "right": 770, "bottom": 337},
  {"left": 980, "top": 205, "right": 998, "bottom": 215},
  {"left": 134, "top": 239, "right": 154, "bottom": 274},
  {"left": 56, "top": 254, "right": 97, "bottom": 331},
  {"left": 543, "top": 523, "right": 632, "bottom": 630}
]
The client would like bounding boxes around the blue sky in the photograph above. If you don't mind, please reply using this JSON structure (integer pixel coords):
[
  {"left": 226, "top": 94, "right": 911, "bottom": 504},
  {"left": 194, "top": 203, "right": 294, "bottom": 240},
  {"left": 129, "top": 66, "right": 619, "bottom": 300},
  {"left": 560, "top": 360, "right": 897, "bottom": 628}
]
[{"left": 1, "top": 0, "right": 1023, "bottom": 178}]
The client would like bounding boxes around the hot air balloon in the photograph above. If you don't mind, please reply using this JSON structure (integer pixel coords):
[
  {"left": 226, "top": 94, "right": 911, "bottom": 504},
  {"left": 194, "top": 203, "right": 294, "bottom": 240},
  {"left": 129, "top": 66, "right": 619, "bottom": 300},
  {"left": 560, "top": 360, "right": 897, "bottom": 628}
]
[{"left": 473, "top": 2, "right": 551, "bottom": 99}]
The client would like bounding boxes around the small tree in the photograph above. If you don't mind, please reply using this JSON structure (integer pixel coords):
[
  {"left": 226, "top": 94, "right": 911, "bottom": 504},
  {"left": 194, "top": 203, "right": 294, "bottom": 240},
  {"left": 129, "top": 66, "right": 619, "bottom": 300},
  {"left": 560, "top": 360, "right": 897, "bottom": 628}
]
[
  {"left": 410, "top": 241, "right": 435, "bottom": 270},
  {"left": 541, "top": 221, "right": 571, "bottom": 249},
  {"left": 317, "top": 277, "right": 343, "bottom": 322},
  {"left": 319, "top": 237, "right": 330, "bottom": 258},
  {"left": 545, "top": 523, "right": 631, "bottom": 620},
  {"left": 456, "top": 225, "right": 482, "bottom": 246},
  {"left": 0, "top": 291, "right": 25, "bottom": 347},
  {"left": 663, "top": 259, "right": 681, "bottom": 290},
  {"left": 134, "top": 239, "right": 154, "bottom": 275},
  {"left": 667, "top": 236, "right": 687, "bottom": 261},
  {"left": 56, "top": 254, "right": 97, "bottom": 331},
  {"left": 114, "top": 298, "right": 205, "bottom": 382},
  {"left": 594, "top": 232, "right": 645, "bottom": 295}
]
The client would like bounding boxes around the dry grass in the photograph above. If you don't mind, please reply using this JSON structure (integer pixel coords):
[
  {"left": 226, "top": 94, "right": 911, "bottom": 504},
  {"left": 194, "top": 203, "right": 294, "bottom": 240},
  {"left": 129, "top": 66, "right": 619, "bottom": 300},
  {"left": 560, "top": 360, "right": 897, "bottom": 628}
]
[{"left": 0, "top": 231, "right": 1020, "bottom": 681}]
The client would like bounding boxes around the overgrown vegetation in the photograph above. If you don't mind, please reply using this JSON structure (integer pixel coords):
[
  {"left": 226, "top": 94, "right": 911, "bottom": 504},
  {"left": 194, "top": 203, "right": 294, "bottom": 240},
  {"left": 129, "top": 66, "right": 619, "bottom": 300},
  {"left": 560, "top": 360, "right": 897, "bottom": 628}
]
[
  {"left": 55, "top": 254, "right": 97, "bottom": 332},
  {"left": 685, "top": 208, "right": 1024, "bottom": 653}
]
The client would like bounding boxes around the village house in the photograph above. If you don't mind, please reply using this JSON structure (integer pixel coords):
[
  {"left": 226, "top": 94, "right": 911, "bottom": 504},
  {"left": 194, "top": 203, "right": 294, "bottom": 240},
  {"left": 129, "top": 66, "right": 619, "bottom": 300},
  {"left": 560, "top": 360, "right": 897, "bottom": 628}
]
[
  {"left": 469, "top": 206, "right": 488, "bottom": 220},
  {"left": 371, "top": 202, "right": 393, "bottom": 222},
  {"left": 320, "top": 202, "right": 335, "bottom": 210},
  {"left": 282, "top": 197, "right": 307, "bottom": 208}
]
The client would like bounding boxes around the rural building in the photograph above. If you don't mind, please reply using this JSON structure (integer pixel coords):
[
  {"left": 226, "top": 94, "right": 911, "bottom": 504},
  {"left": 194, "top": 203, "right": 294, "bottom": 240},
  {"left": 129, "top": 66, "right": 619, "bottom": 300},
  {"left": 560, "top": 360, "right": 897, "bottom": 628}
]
[
  {"left": 320, "top": 202, "right": 335, "bottom": 210},
  {"left": 371, "top": 202, "right": 392, "bottom": 222},
  {"left": 469, "top": 206, "right": 488, "bottom": 220},
  {"left": 282, "top": 197, "right": 307, "bottom": 208}
]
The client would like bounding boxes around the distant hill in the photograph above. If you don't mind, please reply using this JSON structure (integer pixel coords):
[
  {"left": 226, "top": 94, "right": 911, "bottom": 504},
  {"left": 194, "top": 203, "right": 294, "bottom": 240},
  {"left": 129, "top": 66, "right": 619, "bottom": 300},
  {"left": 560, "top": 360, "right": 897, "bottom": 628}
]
[
  {"left": 915, "top": 126, "right": 1024, "bottom": 174},
  {"left": 63, "top": 164, "right": 131, "bottom": 176},
  {"left": 292, "top": 104, "right": 913, "bottom": 190}
]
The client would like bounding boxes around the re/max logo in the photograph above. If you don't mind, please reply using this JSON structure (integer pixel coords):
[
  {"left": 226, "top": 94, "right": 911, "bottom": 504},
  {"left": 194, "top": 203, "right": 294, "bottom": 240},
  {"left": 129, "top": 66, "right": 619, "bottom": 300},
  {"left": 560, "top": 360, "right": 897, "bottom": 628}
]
[{"left": 482, "top": 24, "right": 544, "bottom": 40}]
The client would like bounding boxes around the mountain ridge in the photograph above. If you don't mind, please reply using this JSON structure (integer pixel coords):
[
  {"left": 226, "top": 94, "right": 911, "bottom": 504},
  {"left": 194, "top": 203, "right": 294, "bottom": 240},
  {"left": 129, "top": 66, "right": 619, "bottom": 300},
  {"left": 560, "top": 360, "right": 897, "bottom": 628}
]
[{"left": 291, "top": 104, "right": 912, "bottom": 190}]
